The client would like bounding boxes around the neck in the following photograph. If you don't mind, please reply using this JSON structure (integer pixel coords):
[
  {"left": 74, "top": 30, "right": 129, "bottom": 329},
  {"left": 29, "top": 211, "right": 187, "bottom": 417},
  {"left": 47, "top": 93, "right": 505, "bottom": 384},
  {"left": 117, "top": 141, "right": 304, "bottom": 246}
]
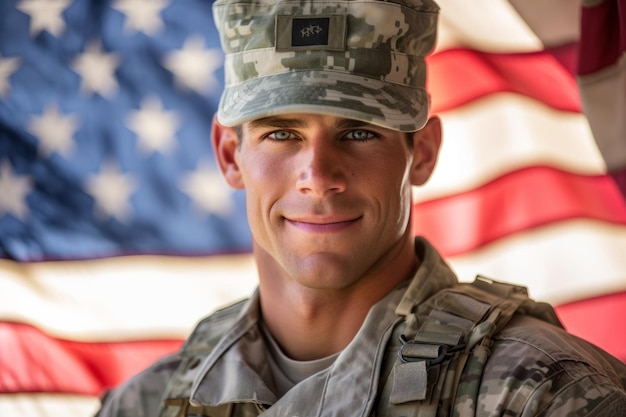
[{"left": 256, "top": 235, "right": 419, "bottom": 361}]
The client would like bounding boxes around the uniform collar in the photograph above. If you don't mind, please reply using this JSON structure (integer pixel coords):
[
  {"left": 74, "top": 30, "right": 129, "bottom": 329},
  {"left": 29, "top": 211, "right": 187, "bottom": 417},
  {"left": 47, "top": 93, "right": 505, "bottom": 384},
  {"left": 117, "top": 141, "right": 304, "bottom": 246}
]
[
  {"left": 189, "top": 237, "right": 458, "bottom": 417},
  {"left": 396, "top": 237, "right": 459, "bottom": 318}
]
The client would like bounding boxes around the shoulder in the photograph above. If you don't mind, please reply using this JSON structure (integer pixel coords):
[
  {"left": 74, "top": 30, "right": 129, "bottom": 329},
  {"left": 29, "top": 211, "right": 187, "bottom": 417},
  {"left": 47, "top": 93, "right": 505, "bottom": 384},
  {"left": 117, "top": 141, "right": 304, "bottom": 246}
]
[
  {"left": 95, "top": 352, "right": 184, "bottom": 417},
  {"left": 96, "top": 298, "right": 248, "bottom": 417},
  {"left": 478, "top": 314, "right": 626, "bottom": 416},
  {"left": 181, "top": 298, "right": 247, "bottom": 355}
]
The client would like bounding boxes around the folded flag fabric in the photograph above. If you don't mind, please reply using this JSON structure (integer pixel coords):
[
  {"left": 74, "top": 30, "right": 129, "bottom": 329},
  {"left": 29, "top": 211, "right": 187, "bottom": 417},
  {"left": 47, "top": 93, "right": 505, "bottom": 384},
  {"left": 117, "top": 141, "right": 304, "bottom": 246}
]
[{"left": 1, "top": 1, "right": 625, "bottom": 416}]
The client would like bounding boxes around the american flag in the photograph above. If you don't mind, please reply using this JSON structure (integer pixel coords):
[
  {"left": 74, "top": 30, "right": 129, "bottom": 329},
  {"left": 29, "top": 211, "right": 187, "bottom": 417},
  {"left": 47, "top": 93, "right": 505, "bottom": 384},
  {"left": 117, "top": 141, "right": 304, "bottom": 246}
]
[{"left": 1, "top": 0, "right": 625, "bottom": 416}]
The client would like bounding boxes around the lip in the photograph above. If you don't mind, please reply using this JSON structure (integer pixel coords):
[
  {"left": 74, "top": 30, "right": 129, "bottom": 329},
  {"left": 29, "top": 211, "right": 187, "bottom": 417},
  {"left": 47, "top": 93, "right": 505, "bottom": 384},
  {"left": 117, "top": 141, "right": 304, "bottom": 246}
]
[{"left": 285, "top": 217, "right": 361, "bottom": 234}]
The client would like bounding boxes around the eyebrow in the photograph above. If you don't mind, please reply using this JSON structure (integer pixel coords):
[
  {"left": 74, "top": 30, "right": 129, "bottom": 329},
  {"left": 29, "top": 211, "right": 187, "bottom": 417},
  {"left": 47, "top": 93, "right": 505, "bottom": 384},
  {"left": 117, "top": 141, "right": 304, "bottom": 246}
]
[
  {"left": 247, "top": 116, "right": 305, "bottom": 130},
  {"left": 247, "top": 116, "right": 376, "bottom": 130},
  {"left": 334, "top": 119, "right": 372, "bottom": 130}
]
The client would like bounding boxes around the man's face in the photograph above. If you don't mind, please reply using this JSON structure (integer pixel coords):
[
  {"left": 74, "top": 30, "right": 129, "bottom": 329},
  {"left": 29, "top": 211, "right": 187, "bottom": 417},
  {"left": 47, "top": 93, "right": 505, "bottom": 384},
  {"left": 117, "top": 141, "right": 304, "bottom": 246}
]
[{"left": 219, "top": 113, "right": 433, "bottom": 291}]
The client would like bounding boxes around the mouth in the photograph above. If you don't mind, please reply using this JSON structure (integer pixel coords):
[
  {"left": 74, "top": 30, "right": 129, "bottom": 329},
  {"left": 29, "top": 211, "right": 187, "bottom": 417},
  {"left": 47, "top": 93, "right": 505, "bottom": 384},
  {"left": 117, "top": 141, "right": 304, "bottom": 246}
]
[{"left": 285, "top": 217, "right": 361, "bottom": 234}]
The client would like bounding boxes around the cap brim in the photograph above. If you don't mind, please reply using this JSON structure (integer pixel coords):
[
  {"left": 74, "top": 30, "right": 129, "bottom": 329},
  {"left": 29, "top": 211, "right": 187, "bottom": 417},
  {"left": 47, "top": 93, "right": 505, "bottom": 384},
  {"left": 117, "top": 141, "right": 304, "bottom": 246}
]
[{"left": 217, "top": 70, "right": 429, "bottom": 132}]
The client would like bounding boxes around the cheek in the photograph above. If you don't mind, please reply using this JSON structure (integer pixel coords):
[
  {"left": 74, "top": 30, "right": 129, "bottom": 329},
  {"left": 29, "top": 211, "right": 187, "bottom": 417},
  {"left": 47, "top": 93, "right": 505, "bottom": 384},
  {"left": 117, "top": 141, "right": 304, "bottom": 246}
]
[
  {"left": 379, "top": 166, "right": 413, "bottom": 228},
  {"left": 240, "top": 154, "right": 291, "bottom": 215},
  {"left": 240, "top": 152, "right": 281, "bottom": 188}
]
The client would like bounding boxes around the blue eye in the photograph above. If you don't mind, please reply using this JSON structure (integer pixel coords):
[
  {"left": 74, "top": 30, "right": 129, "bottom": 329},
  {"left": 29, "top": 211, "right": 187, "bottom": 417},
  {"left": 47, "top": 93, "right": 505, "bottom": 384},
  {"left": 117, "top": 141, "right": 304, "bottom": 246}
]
[
  {"left": 345, "top": 129, "right": 375, "bottom": 141},
  {"left": 267, "top": 130, "right": 296, "bottom": 141}
]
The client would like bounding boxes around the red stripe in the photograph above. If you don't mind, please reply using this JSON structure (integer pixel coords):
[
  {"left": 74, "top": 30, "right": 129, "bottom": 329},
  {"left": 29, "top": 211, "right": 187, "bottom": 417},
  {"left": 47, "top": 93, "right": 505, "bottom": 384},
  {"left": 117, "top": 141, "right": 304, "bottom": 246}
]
[
  {"left": 578, "top": 1, "right": 626, "bottom": 75},
  {"left": 426, "top": 49, "right": 582, "bottom": 114},
  {"left": 412, "top": 167, "right": 626, "bottom": 256},
  {"left": 0, "top": 321, "right": 182, "bottom": 396},
  {"left": 544, "top": 42, "right": 579, "bottom": 76},
  {"left": 555, "top": 291, "right": 626, "bottom": 362},
  {"left": 2, "top": 296, "right": 624, "bottom": 398}
]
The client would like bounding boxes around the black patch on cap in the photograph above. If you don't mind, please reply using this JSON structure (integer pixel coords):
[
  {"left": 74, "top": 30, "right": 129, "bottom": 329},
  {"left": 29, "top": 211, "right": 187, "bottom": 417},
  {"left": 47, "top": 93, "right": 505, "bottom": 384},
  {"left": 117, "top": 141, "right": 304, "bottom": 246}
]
[
  {"left": 291, "top": 17, "right": 330, "bottom": 47},
  {"left": 276, "top": 15, "right": 346, "bottom": 52}
]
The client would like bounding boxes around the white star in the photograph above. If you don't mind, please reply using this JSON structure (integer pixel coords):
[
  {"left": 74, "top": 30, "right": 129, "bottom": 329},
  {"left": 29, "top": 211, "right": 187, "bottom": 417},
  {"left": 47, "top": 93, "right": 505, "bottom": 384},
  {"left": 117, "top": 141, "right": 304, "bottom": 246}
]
[
  {"left": 16, "top": 0, "right": 72, "bottom": 37},
  {"left": 163, "top": 35, "right": 224, "bottom": 94},
  {"left": 27, "top": 103, "right": 79, "bottom": 158},
  {"left": 127, "top": 96, "right": 180, "bottom": 155},
  {"left": 180, "top": 160, "right": 234, "bottom": 217},
  {"left": 111, "top": 0, "right": 170, "bottom": 36},
  {"left": 0, "top": 53, "right": 21, "bottom": 98},
  {"left": 85, "top": 160, "right": 136, "bottom": 222},
  {"left": 72, "top": 41, "right": 120, "bottom": 97},
  {"left": 0, "top": 159, "right": 32, "bottom": 221}
]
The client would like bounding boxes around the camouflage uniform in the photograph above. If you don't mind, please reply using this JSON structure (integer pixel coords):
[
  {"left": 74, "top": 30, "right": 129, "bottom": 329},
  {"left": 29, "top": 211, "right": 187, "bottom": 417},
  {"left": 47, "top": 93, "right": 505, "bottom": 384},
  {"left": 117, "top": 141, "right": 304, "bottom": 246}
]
[{"left": 96, "top": 238, "right": 626, "bottom": 417}]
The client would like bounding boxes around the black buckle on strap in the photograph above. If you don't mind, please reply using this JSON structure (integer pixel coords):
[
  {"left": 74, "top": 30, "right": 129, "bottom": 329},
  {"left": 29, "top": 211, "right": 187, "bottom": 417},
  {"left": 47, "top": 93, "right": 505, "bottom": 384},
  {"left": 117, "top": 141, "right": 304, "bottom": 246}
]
[{"left": 398, "top": 334, "right": 463, "bottom": 366}]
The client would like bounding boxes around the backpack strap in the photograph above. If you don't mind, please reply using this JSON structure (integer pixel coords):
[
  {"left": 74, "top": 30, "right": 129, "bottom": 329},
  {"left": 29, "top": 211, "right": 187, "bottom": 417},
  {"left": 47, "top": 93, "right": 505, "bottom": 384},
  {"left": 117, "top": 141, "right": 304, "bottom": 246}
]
[{"left": 387, "top": 275, "right": 563, "bottom": 417}]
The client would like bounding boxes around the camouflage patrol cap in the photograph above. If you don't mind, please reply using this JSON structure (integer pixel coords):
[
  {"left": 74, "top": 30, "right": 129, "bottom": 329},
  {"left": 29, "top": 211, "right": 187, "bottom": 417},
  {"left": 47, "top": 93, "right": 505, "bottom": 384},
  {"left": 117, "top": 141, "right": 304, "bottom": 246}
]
[{"left": 212, "top": 0, "right": 439, "bottom": 132}]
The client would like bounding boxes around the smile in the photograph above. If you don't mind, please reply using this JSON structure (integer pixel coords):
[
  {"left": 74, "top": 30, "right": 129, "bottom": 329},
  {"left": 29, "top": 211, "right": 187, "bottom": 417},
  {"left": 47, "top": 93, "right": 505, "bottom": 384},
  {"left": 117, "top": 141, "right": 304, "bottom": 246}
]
[{"left": 285, "top": 217, "right": 360, "bottom": 234}]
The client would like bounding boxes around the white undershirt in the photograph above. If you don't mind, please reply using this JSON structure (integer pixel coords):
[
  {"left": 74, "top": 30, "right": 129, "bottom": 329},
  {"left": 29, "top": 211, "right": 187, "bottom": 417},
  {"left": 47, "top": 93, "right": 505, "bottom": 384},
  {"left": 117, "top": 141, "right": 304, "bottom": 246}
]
[{"left": 260, "top": 321, "right": 339, "bottom": 397}]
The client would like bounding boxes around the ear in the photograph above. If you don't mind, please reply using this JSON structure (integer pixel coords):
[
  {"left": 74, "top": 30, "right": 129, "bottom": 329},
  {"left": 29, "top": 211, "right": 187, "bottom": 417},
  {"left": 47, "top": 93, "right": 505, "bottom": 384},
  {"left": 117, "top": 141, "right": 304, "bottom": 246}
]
[
  {"left": 212, "top": 116, "right": 244, "bottom": 189},
  {"left": 409, "top": 116, "right": 442, "bottom": 186}
]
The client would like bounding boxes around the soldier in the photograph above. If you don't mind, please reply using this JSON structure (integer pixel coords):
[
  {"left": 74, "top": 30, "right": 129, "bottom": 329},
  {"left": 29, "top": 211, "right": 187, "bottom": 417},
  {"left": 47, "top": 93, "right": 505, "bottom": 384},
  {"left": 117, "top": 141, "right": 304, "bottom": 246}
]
[{"left": 96, "top": 0, "right": 626, "bottom": 416}]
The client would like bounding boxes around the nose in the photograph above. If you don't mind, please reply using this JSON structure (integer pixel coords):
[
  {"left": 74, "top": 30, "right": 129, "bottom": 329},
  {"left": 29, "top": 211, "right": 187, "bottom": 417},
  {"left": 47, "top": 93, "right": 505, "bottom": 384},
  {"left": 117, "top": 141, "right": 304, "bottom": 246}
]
[{"left": 296, "top": 141, "right": 347, "bottom": 197}]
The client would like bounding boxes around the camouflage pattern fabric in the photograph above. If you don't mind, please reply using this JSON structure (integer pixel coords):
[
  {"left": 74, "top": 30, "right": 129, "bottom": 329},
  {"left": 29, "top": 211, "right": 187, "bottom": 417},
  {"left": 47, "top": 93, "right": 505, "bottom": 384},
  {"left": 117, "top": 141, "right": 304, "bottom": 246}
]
[
  {"left": 95, "top": 237, "right": 626, "bottom": 417},
  {"left": 452, "top": 314, "right": 626, "bottom": 416},
  {"left": 212, "top": 0, "right": 439, "bottom": 132}
]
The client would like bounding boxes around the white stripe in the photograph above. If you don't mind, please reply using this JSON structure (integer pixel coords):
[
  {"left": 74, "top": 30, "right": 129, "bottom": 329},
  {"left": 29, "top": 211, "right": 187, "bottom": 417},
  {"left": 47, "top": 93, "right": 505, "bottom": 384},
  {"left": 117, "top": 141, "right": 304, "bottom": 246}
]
[
  {"left": 414, "top": 93, "right": 606, "bottom": 202},
  {"left": 435, "top": 0, "right": 542, "bottom": 53},
  {"left": 0, "top": 254, "right": 258, "bottom": 341},
  {"left": 0, "top": 394, "right": 99, "bottom": 417},
  {"left": 3, "top": 222, "right": 626, "bottom": 339},
  {"left": 449, "top": 219, "right": 626, "bottom": 304}
]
